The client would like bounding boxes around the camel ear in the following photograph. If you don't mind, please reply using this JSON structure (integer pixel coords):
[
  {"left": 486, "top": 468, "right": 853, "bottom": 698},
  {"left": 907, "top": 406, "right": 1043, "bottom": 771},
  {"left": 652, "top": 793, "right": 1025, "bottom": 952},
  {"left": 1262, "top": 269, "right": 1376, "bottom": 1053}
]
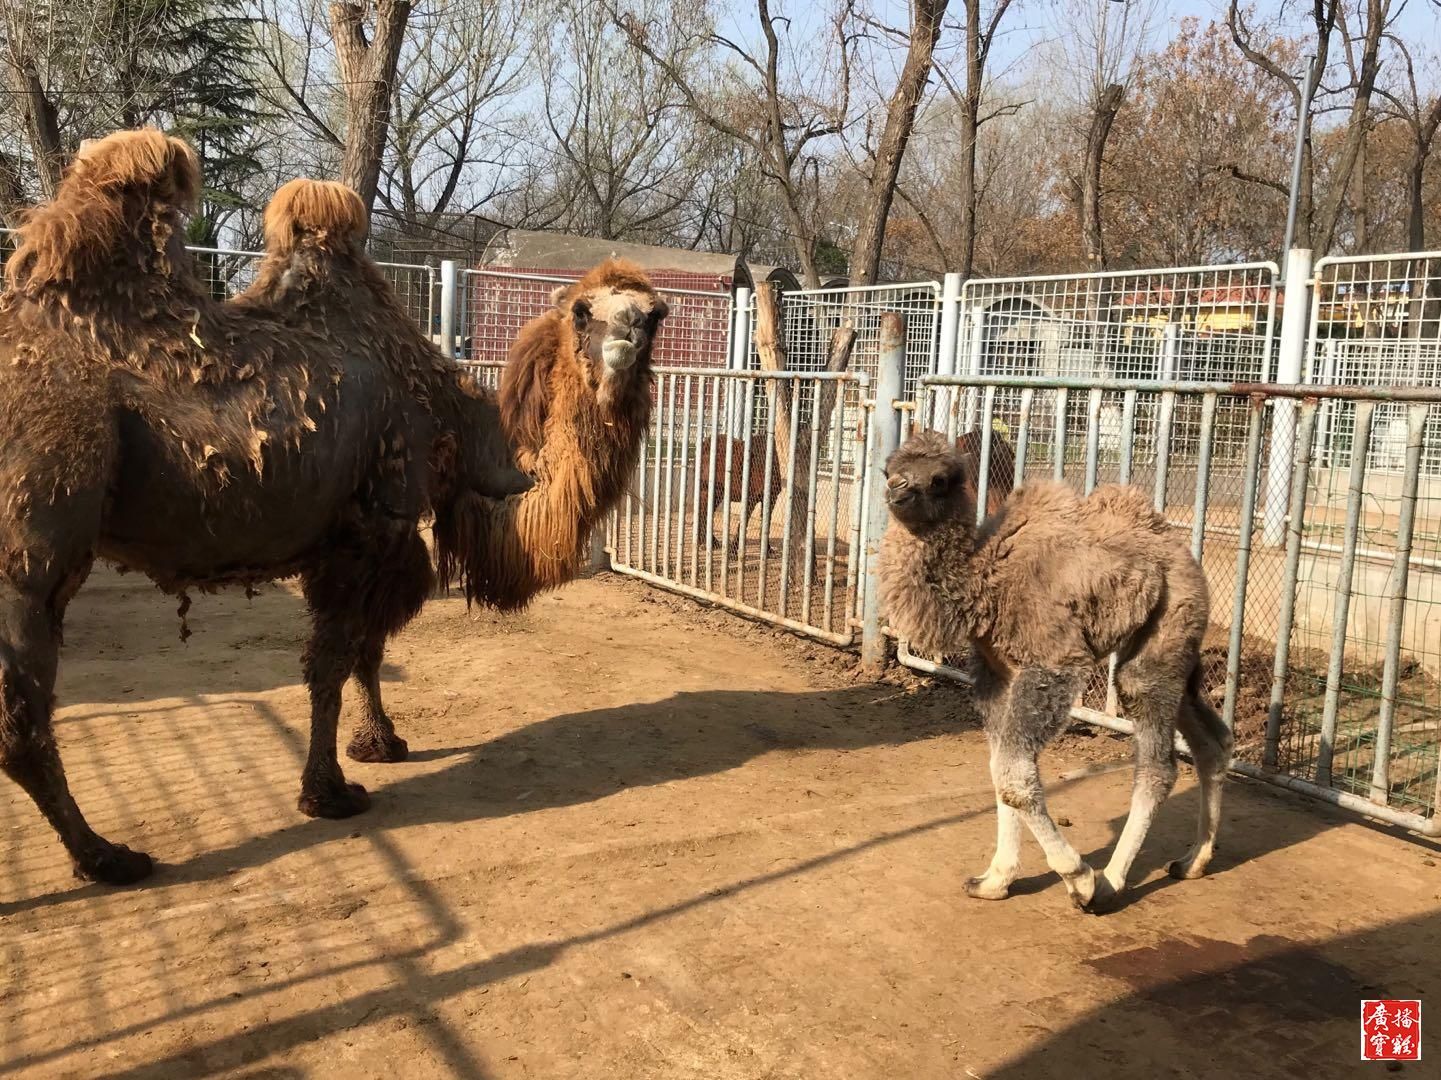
[
  {"left": 651, "top": 296, "right": 670, "bottom": 322},
  {"left": 550, "top": 285, "right": 569, "bottom": 308}
]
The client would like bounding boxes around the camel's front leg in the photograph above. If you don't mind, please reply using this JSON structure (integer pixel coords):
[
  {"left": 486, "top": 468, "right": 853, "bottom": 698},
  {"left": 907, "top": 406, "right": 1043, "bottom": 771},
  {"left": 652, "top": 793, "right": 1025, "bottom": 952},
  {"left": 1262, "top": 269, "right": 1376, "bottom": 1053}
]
[
  {"left": 986, "top": 667, "right": 1098, "bottom": 909},
  {"left": 297, "top": 602, "right": 369, "bottom": 819},
  {"left": 965, "top": 796, "right": 1023, "bottom": 901},
  {"left": 346, "top": 634, "right": 409, "bottom": 763}
]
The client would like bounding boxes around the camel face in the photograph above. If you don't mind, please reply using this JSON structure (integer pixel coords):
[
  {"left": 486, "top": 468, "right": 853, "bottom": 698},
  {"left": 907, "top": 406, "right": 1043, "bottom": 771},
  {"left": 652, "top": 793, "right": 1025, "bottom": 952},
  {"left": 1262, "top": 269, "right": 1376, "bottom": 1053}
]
[
  {"left": 884, "top": 430, "right": 972, "bottom": 532},
  {"left": 570, "top": 287, "right": 669, "bottom": 391}
]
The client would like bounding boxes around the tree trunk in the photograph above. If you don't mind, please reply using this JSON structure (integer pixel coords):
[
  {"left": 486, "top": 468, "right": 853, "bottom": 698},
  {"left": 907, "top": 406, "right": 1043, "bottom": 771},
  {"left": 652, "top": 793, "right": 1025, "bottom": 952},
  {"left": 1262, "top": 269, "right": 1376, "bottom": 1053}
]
[
  {"left": 955, "top": 0, "right": 982, "bottom": 281},
  {"left": 847, "top": 0, "right": 949, "bottom": 286},
  {"left": 1081, "top": 83, "right": 1124, "bottom": 272},
  {"left": 330, "top": 0, "right": 412, "bottom": 225},
  {"left": 1314, "top": 0, "right": 1386, "bottom": 257},
  {"left": 5, "top": 59, "right": 63, "bottom": 200}
]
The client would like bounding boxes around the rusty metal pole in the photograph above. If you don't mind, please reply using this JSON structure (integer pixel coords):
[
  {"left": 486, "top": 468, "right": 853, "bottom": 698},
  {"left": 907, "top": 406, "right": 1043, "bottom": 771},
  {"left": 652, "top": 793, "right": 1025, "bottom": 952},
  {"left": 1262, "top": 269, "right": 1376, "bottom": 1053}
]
[{"left": 860, "top": 312, "right": 907, "bottom": 672}]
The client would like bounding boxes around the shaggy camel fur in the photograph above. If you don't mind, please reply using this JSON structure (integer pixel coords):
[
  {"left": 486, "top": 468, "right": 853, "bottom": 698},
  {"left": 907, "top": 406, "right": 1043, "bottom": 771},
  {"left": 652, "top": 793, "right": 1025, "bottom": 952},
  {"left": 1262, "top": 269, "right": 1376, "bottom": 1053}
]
[
  {"left": 879, "top": 430, "right": 1232, "bottom": 913},
  {"left": 0, "top": 131, "right": 662, "bottom": 889}
]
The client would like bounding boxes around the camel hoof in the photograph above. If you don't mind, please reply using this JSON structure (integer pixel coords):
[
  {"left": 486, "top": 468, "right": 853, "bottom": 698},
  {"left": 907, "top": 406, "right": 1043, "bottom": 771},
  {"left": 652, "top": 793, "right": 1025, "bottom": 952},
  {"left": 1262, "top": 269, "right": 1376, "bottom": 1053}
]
[
  {"left": 347, "top": 730, "right": 409, "bottom": 763},
  {"left": 964, "top": 875, "right": 1011, "bottom": 901},
  {"left": 1079, "top": 876, "right": 1121, "bottom": 915},
  {"left": 298, "top": 781, "right": 371, "bottom": 819},
  {"left": 1167, "top": 857, "right": 1204, "bottom": 880},
  {"left": 74, "top": 841, "right": 154, "bottom": 885}
]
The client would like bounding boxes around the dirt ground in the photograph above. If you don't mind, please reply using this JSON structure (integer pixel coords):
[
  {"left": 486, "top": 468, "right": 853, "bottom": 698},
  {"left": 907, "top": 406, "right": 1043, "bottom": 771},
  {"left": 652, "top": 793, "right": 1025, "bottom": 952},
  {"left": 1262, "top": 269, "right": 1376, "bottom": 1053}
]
[{"left": 3, "top": 568, "right": 1441, "bottom": 1079}]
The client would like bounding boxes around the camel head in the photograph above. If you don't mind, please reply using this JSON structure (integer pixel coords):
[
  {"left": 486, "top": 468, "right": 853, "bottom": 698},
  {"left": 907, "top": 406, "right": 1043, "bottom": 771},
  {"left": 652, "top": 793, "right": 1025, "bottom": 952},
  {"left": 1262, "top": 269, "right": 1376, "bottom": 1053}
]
[
  {"left": 884, "top": 430, "right": 976, "bottom": 534},
  {"left": 550, "top": 259, "right": 669, "bottom": 411},
  {"left": 4, "top": 128, "right": 200, "bottom": 305}
]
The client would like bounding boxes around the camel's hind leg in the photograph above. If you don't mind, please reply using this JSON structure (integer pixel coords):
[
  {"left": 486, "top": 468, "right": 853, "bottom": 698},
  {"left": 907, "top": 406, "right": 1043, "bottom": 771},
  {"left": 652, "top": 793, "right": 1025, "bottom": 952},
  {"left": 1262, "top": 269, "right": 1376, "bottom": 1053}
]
[
  {"left": 1169, "top": 673, "right": 1233, "bottom": 880},
  {"left": 1095, "top": 656, "right": 1183, "bottom": 910},
  {"left": 982, "top": 667, "right": 1098, "bottom": 908},
  {"left": 344, "top": 525, "right": 431, "bottom": 765},
  {"left": 1, "top": 575, "right": 153, "bottom": 884}
]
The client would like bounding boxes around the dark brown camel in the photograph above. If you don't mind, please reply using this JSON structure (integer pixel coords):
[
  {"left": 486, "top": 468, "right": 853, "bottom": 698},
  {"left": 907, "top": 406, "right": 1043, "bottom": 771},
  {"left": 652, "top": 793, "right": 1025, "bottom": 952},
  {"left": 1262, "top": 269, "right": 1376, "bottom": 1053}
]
[{"left": 0, "top": 132, "right": 664, "bottom": 890}]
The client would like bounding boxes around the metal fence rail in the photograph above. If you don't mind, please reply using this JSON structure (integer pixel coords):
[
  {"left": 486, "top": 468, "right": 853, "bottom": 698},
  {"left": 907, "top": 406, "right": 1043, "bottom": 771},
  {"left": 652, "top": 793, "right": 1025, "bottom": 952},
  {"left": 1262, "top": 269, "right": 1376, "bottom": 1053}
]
[
  {"left": 607, "top": 366, "right": 872, "bottom": 645},
  {"left": 903, "top": 372, "right": 1441, "bottom": 835}
]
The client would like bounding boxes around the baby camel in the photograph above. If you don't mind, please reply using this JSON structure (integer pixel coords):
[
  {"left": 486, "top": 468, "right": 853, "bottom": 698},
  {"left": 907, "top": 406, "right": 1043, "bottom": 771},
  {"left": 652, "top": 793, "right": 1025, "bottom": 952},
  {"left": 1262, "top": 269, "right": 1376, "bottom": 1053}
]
[{"left": 879, "top": 430, "right": 1232, "bottom": 912}]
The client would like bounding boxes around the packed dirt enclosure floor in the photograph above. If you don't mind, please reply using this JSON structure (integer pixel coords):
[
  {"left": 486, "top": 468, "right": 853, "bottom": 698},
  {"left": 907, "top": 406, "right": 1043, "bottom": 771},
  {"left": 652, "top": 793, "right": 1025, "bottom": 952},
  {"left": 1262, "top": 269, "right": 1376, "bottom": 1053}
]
[{"left": 4, "top": 569, "right": 1441, "bottom": 1079}]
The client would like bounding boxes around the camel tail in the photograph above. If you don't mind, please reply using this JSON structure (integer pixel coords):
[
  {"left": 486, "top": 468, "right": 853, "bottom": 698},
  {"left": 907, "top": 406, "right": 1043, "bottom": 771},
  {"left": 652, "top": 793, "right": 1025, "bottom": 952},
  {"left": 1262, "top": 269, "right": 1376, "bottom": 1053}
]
[{"left": 263, "top": 179, "right": 368, "bottom": 257}]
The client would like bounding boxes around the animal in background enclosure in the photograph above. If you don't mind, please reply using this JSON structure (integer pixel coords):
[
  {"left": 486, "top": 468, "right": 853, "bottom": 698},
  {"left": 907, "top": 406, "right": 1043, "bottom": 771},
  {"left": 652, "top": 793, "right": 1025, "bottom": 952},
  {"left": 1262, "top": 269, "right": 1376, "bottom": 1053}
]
[
  {"left": 878, "top": 430, "right": 1232, "bottom": 913},
  {"left": 953, "top": 426, "right": 1017, "bottom": 516},
  {"left": 0, "top": 130, "right": 664, "bottom": 892},
  {"left": 698, "top": 433, "right": 783, "bottom": 550}
]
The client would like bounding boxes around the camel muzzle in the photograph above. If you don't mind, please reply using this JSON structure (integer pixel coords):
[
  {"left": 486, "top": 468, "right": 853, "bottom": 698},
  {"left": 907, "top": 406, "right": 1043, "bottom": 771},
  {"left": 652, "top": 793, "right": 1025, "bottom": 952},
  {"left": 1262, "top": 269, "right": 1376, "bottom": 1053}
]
[{"left": 602, "top": 337, "right": 639, "bottom": 372}]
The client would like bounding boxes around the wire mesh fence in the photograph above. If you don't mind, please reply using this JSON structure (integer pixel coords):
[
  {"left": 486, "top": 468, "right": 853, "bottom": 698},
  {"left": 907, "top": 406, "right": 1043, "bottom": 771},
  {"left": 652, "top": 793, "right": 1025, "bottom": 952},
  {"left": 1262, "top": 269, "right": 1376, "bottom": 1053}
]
[{"left": 607, "top": 368, "right": 870, "bottom": 644}]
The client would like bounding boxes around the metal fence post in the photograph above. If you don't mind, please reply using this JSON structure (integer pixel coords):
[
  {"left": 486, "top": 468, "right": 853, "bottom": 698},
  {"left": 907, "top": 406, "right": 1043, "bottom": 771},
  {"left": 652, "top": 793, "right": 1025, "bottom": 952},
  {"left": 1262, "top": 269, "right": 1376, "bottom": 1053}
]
[
  {"left": 932, "top": 272, "right": 963, "bottom": 427},
  {"left": 728, "top": 287, "right": 753, "bottom": 439},
  {"left": 439, "top": 259, "right": 458, "bottom": 359},
  {"left": 1263, "top": 247, "right": 1313, "bottom": 545},
  {"left": 860, "top": 313, "right": 907, "bottom": 672}
]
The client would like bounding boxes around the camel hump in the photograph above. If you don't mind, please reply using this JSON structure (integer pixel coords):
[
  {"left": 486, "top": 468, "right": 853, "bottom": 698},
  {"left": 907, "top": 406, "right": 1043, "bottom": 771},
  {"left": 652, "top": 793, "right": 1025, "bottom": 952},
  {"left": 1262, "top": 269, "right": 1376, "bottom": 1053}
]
[
  {"left": 72, "top": 129, "right": 201, "bottom": 204},
  {"left": 263, "top": 179, "right": 368, "bottom": 256},
  {"left": 4, "top": 127, "right": 200, "bottom": 296}
]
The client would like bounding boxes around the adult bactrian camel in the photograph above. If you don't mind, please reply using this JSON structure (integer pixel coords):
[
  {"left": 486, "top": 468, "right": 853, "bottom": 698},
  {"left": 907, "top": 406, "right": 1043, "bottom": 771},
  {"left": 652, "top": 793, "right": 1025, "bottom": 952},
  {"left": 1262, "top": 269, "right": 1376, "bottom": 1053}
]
[{"left": 0, "top": 131, "right": 664, "bottom": 889}]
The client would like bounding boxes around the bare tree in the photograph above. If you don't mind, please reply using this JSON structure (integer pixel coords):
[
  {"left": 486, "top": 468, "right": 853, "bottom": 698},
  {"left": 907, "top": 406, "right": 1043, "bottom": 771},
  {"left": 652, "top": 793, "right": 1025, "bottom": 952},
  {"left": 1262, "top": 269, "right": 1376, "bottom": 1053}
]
[
  {"left": 1227, "top": 0, "right": 1341, "bottom": 252},
  {"left": 1053, "top": 0, "right": 1157, "bottom": 271},
  {"left": 1376, "top": 30, "right": 1441, "bottom": 250},
  {"left": 844, "top": 0, "right": 950, "bottom": 285},
  {"left": 616, "top": 0, "right": 856, "bottom": 286},
  {"left": 1312, "top": 0, "right": 1396, "bottom": 254},
  {"left": 330, "top": 0, "right": 412, "bottom": 221},
  {"left": 380, "top": 0, "right": 525, "bottom": 233},
  {"left": 933, "top": 0, "right": 1018, "bottom": 280}
]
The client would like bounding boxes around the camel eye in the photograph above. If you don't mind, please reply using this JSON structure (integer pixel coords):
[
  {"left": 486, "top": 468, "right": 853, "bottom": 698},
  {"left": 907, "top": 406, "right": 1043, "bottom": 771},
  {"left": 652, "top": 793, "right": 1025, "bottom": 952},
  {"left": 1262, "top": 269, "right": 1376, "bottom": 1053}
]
[
  {"left": 572, "top": 299, "right": 591, "bottom": 330},
  {"left": 930, "top": 474, "right": 949, "bottom": 491}
]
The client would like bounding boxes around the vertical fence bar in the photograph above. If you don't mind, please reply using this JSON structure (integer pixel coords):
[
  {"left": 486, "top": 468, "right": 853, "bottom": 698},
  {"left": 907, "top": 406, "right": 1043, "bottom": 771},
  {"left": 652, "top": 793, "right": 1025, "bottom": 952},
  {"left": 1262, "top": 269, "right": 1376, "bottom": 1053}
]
[
  {"left": 1264, "top": 248, "right": 1314, "bottom": 545},
  {"left": 1119, "top": 388, "right": 1138, "bottom": 484},
  {"left": 1189, "top": 392, "right": 1218, "bottom": 561},
  {"left": 824, "top": 385, "right": 847, "bottom": 632},
  {"left": 728, "top": 288, "right": 753, "bottom": 440},
  {"left": 1084, "top": 386, "right": 1103, "bottom": 494},
  {"left": 933, "top": 273, "right": 963, "bottom": 428},
  {"left": 846, "top": 374, "right": 871, "bottom": 628},
  {"left": 1153, "top": 389, "right": 1176, "bottom": 513},
  {"left": 778, "top": 381, "right": 803, "bottom": 614},
  {"left": 801, "top": 381, "right": 823, "bottom": 626},
  {"left": 1264, "top": 399, "right": 1321, "bottom": 770},
  {"left": 1222, "top": 395, "right": 1268, "bottom": 730},
  {"left": 705, "top": 378, "right": 722, "bottom": 593},
  {"left": 1013, "top": 388, "right": 1034, "bottom": 485},
  {"left": 735, "top": 381, "right": 756, "bottom": 597},
  {"left": 861, "top": 315, "right": 907, "bottom": 670},
  {"left": 649, "top": 374, "right": 666, "bottom": 573},
  {"left": 1369, "top": 403, "right": 1430, "bottom": 804},
  {"left": 963, "top": 304, "right": 986, "bottom": 432},
  {"left": 1315, "top": 399, "right": 1377, "bottom": 788},
  {"left": 676, "top": 374, "right": 694, "bottom": 580},
  {"left": 661, "top": 375, "right": 679, "bottom": 580},
  {"left": 756, "top": 394, "right": 778, "bottom": 610},
  {"left": 976, "top": 386, "right": 997, "bottom": 523},
  {"left": 1053, "top": 387, "right": 1069, "bottom": 483},
  {"left": 438, "top": 260, "right": 458, "bottom": 359}
]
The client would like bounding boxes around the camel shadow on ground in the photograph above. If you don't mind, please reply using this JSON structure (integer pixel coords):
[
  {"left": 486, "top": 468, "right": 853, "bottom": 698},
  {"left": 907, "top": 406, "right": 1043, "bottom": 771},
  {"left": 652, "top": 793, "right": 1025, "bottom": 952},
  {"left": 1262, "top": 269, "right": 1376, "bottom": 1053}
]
[{"left": 12, "top": 674, "right": 1376, "bottom": 919}]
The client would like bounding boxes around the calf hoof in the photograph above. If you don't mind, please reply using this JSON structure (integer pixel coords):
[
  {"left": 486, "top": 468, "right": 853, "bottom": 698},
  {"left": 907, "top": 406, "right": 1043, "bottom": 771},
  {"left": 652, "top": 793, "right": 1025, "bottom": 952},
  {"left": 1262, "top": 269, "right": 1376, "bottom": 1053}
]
[
  {"left": 347, "top": 730, "right": 409, "bottom": 763},
  {"left": 1062, "top": 864, "right": 1098, "bottom": 911},
  {"left": 964, "top": 875, "right": 1011, "bottom": 901},
  {"left": 1079, "top": 875, "right": 1122, "bottom": 915},
  {"left": 298, "top": 781, "right": 371, "bottom": 819},
  {"left": 74, "top": 841, "right": 154, "bottom": 886}
]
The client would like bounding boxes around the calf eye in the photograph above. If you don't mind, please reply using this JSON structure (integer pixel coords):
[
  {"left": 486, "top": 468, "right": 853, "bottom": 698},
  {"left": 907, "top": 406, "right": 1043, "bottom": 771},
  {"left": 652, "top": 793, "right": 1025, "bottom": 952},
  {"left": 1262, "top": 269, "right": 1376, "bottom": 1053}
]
[{"left": 930, "top": 475, "right": 948, "bottom": 491}]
